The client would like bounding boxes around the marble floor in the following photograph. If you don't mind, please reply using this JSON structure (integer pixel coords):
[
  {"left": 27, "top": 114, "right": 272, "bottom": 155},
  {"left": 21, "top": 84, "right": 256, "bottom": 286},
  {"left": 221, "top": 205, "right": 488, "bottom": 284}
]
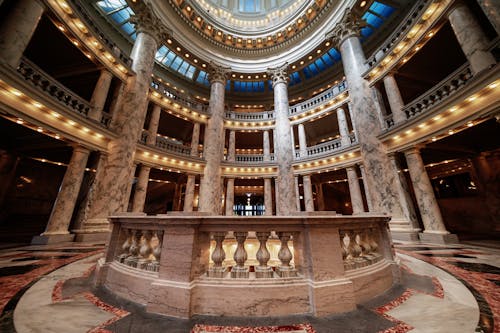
[{"left": 0, "top": 241, "right": 498, "bottom": 333}]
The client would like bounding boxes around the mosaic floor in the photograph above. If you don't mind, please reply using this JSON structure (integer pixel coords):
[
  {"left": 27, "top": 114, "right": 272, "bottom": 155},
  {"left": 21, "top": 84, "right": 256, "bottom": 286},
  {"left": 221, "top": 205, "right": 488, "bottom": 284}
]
[{"left": 0, "top": 241, "right": 498, "bottom": 333}]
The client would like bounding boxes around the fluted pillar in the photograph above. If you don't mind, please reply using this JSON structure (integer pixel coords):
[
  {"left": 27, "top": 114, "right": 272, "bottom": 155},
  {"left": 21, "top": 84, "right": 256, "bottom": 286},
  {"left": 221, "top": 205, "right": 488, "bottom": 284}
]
[
  {"left": 302, "top": 175, "right": 314, "bottom": 212},
  {"left": 294, "top": 176, "right": 301, "bottom": 211},
  {"left": 383, "top": 74, "right": 407, "bottom": 124},
  {"left": 336, "top": 108, "right": 351, "bottom": 147},
  {"left": 346, "top": 166, "right": 363, "bottom": 214},
  {"left": 448, "top": 1, "right": 496, "bottom": 74},
  {"left": 89, "top": 70, "right": 113, "bottom": 122},
  {"left": 225, "top": 178, "right": 234, "bottom": 215},
  {"left": 146, "top": 104, "right": 162, "bottom": 145},
  {"left": 477, "top": 0, "right": 500, "bottom": 35},
  {"left": 298, "top": 123, "right": 308, "bottom": 158},
  {"left": 264, "top": 178, "right": 273, "bottom": 215},
  {"left": 228, "top": 130, "right": 236, "bottom": 161},
  {"left": 183, "top": 174, "right": 196, "bottom": 212},
  {"left": 347, "top": 102, "right": 357, "bottom": 141},
  {"left": 268, "top": 64, "right": 297, "bottom": 215},
  {"left": 263, "top": 130, "right": 271, "bottom": 161},
  {"left": 0, "top": 0, "right": 44, "bottom": 68},
  {"left": 199, "top": 63, "right": 230, "bottom": 214},
  {"left": 190, "top": 122, "right": 200, "bottom": 157},
  {"left": 132, "top": 165, "right": 151, "bottom": 212},
  {"left": 358, "top": 163, "right": 373, "bottom": 212},
  {"left": 404, "top": 148, "right": 458, "bottom": 243},
  {"left": 327, "top": 10, "right": 409, "bottom": 226},
  {"left": 32, "top": 145, "right": 90, "bottom": 244},
  {"left": 80, "top": 4, "right": 168, "bottom": 240}
]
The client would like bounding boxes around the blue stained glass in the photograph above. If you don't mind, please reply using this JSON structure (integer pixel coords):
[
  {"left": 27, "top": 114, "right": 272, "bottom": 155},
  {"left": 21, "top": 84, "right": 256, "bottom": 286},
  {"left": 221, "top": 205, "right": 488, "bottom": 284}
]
[
  {"left": 315, "top": 58, "right": 326, "bottom": 71},
  {"left": 362, "top": 12, "right": 383, "bottom": 28},
  {"left": 185, "top": 66, "right": 196, "bottom": 79},
  {"left": 96, "top": 0, "right": 128, "bottom": 13},
  {"left": 110, "top": 7, "right": 131, "bottom": 24},
  {"left": 177, "top": 61, "right": 189, "bottom": 75},
  {"left": 308, "top": 63, "right": 319, "bottom": 75},
  {"left": 361, "top": 26, "right": 374, "bottom": 37},
  {"left": 155, "top": 46, "right": 168, "bottom": 61},
  {"left": 370, "top": 2, "right": 395, "bottom": 18},
  {"left": 226, "top": 80, "right": 231, "bottom": 91},
  {"left": 121, "top": 23, "right": 135, "bottom": 35},
  {"left": 328, "top": 48, "right": 341, "bottom": 61},
  {"left": 303, "top": 67, "right": 313, "bottom": 79},
  {"left": 170, "top": 57, "right": 183, "bottom": 71},
  {"left": 321, "top": 53, "right": 334, "bottom": 66}
]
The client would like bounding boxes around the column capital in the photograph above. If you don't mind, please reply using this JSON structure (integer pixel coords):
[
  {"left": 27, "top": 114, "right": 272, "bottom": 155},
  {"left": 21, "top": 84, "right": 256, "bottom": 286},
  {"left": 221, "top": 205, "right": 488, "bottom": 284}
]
[
  {"left": 325, "top": 9, "right": 366, "bottom": 48},
  {"left": 70, "top": 144, "right": 90, "bottom": 155},
  {"left": 267, "top": 63, "right": 289, "bottom": 86},
  {"left": 208, "top": 62, "right": 231, "bottom": 84},
  {"left": 404, "top": 146, "right": 422, "bottom": 156},
  {"left": 129, "top": 2, "right": 172, "bottom": 45}
]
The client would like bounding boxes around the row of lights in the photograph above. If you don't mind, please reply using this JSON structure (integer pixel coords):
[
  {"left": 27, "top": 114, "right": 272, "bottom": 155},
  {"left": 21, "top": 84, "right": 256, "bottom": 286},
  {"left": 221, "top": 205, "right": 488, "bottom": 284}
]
[
  {"left": 392, "top": 81, "right": 498, "bottom": 144},
  {"left": 367, "top": 2, "right": 440, "bottom": 82},
  {"left": 150, "top": 91, "right": 208, "bottom": 123},
  {"left": 142, "top": 151, "right": 201, "bottom": 170},
  {"left": 180, "top": 0, "right": 319, "bottom": 50},
  {"left": 54, "top": 0, "right": 129, "bottom": 78},
  {"left": 296, "top": 152, "right": 358, "bottom": 170}
]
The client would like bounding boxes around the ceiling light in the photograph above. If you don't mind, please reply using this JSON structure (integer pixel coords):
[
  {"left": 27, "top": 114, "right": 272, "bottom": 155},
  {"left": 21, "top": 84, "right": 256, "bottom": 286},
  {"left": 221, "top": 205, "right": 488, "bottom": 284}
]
[{"left": 360, "top": 1, "right": 366, "bottom": 7}]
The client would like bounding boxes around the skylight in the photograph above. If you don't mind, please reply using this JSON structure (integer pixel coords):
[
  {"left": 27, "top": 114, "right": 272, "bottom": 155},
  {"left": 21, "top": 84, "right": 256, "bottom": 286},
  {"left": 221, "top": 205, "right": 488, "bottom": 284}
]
[
  {"left": 96, "top": 0, "right": 136, "bottom": 40},
  {"left": 155, "top": 45, "right": 197, "bottom": 80}
]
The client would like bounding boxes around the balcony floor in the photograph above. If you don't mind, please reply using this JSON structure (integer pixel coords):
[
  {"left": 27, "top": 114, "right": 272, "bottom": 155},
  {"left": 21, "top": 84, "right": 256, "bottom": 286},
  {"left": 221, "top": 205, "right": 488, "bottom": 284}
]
[{"left": 0, "top": 240, "right": 498, "bottom": 333}]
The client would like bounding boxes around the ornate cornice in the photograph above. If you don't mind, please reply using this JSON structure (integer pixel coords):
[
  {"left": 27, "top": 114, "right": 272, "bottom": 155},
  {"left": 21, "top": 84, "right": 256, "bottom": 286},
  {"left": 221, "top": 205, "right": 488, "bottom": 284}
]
[
  {"left": 129, "top": 1, "right": 172, "bottom": 45},
  {"left": 208, "top": 62, "right": 231, "bottom": 85},
  {"left": 268, "top": 63, "right": 289, "bottom": 87},
  {"left": 326, "top": 9, "right": 366, "bottom": 48}
]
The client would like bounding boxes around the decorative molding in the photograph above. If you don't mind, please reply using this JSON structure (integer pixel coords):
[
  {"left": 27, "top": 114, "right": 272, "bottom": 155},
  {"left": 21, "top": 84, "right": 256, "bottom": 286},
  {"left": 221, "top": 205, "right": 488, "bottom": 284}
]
[
  {"left": 268, "top": 63, "right": 289, "bottom": 87},
  {"left": 129, "top": 1, "right": 172, "bottom": 45},
  {"left": 326, "top": 8, "right": 366, "bottom": 48},
  {"left": 208, "top": 62, "right": 231, "bottom": 84}
]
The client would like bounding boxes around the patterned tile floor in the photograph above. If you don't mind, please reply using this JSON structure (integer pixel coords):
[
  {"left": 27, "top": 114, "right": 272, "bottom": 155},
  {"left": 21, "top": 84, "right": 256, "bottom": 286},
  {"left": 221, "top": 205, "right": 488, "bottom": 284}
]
[{"left": 0, "top": 240, "right": 498, "bottom": 333}]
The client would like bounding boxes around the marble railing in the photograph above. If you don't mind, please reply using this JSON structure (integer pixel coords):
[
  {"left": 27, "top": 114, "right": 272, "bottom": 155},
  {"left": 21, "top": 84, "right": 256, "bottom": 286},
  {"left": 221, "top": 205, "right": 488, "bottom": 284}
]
[
  {"left": 295, "top": 134, "right": 356, "bottom": 159},
  {"left": 234, "top": 154, "right": 275, "bottom": 163},
  {"left": 115, "top": 228, "right": 163, "bottom": 272},
  {"left": 403, "top": 64, "right": 472, "bottom": 121},
  {"left": 150, "top": 80, "right": 209, "bottom": 113},
  {"left": 340, "top": 227, "right": 382, "bottom": 271},
  {"left": 100, "top": 214, "right": 395, "bottom": 318},
  {"left": 140, "top": 131, "right": 192, "bottom": 156},
  {"left": 365, "top": 0, "right": 430, "bottom": 69},
  {"left": 17, "top": 57, "right": 92, "bottom": 118},
  {"left": 224, "top": 110, "right": 275, "bottom": 121},
  {"left": 71, "top": 0, "right": 133, "bottom": 67},
  {"left": 289, "top": 81, "right": 347, "bottom": 116},
  {"left": 383, "top": 113, "right": 395, "bottom": 129},
  {"left": 101, "top": 112, "right": 112, "bottom": 127}
]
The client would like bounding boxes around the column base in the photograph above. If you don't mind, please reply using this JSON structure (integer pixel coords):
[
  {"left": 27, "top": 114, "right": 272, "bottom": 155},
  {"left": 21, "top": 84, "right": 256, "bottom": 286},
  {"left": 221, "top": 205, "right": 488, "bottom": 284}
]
[
  {"left": 207, "top": 266, "right": 227, "bottom": 278},
  {"left": 31, "top": 233, "right": 75, "bottom": 245},
  {"left": 72, "top": 218, "right": 111, "bottom": 243},
  {"left": 390, "top": 229, "right": 420, "bottom": 241},
  {"left": 230, "top": 266, "right": 249, "bottom": 278},
  {"left": 255, "top": 266, "right": 274, "bottom": 278},
  {"left": 419, "top": 232, "right": 459, "bottom": 244},
  {"left": 276, "top": 265, "right": 297, "bottom": 278}
]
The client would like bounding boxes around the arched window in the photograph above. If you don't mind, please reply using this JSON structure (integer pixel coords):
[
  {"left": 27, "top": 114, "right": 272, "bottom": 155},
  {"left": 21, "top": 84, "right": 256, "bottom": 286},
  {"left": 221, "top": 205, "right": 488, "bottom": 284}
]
[{"left": 239, "top": 0, "right": 260, "bottom": 13}]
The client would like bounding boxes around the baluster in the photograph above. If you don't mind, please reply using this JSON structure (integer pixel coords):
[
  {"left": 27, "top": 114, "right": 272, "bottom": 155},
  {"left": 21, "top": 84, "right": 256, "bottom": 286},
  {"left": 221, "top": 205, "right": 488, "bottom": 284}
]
[
  {"left": 231, "top": 232, "right": 249, "bottom": 278},
  {"left": 255, "top": 232, "right": 273, "bottom": 278},
  {"left": 355, "top": 230, "right": 370, "bottom": 267},
  {"left": 276, "top": 232, "right": 297, "bottom": 277},
  {"left": 117, "top": 228, "right": 132, "bottom": 263},
  {"left": 368, "top": 228, "right": 381, "bottom": 261},
  {"left": 138, "top": 230, "right": 153, "bottom": 269},
  {"left": 151, "top": 230, "right": 163, "bottom": 272},
  {"left": 124, "top": 229, "right": 142, "bottom": 267},
  {"left": 209, "top": 232, "right": 228, "bottom": 278},
  {"left": 340, "top": 230, "right": 348, "bottom": 262}
]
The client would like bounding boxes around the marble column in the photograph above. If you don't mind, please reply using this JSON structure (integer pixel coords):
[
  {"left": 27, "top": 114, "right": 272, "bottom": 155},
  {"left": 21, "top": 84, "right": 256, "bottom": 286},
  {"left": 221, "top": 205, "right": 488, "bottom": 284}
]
[
  {"left": 294, "top": 176, "right": 301, "bottom": 211},
  {"left": 372, "top": 86, "right": 390, "bottom": 129},
  {"left": 228, "top": 130, "right": 236, "bottom": 162},
  {"left": 388, "top": 153, "right": 420, "bottom": 236},
  {"left": 302, "top": 175, "right": 314, "bottom": 212},
  {"left": 131, "top": 165, "right": 151, "bottom": 212},
  {"left": 123, "top": 164, "right": 137, "bottom": 211},
  {"left": 347, "top": 102, "right": 358, "bottom": 141},
  {"left": 172, "top": 182, "right": 183, "bottom": 211},
  {"left": 190, "top": 122, "right": 200, "bottom": 157},
  {"left": 336, "top": 108, "right": 351, "bottom": 147},
  {"left": 477, "top": 0, "right": 500, "bottom": 35},
  {"left": 383, "top": 74, "right": 407, "bottom": 125},
  {"left": 358, "top": 163, "right": 373, "bottom": 212},
  {"left": 183, "top": 174, "right": 196, "bottom": 212},
  {"left": 88, "top": 70, "right": 113, "bottom": 122},
  {"left": 32, "top": 145, "right": 90, "bottom": 244},
  {"left": 81, "top": 5, "right": 167, "bottom": 239},
  {"left": 346, "top": 166, "right": 363, "bottom": 214},
  {"left": 263, "top": 130, "right": 271, "bottom": 161},
  {"left": 298, "top": 123, "right": 308, "bottom": 158},
  {"left": 268, "top": 64, "right": 297, "bottom": 215},
  {"left": 327, "top": 10, "right": 409, "bottom": 225},
  {"left": 264, "top": 178, "right": 273, "bottom": 215},
  {"left": 448, "top": 1, "right": 496, "bottom": 74},
  {"left": 316, "top": 184, "right": 326, "bottom": 211},
  {"left": 146, "top": 104, "right": 162, "bottom": 145},
  {"left": 225, "top": 178, "right": 234, "bottom": 215},
  {"left": 198, "top": 63, "right": 230, "bottom": 214},
  {"left": 0, "top": 0, "right": 44, "bottom": 68},
  {"left": 404, "top": 148, "right": 458, "bottom": 243}
]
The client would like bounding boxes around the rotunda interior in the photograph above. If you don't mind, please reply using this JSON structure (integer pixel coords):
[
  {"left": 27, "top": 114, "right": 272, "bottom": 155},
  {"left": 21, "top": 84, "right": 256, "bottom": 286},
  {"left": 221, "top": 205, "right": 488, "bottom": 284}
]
[{"left": 0, "top": 0, "right": 498, "bottom": 328}]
